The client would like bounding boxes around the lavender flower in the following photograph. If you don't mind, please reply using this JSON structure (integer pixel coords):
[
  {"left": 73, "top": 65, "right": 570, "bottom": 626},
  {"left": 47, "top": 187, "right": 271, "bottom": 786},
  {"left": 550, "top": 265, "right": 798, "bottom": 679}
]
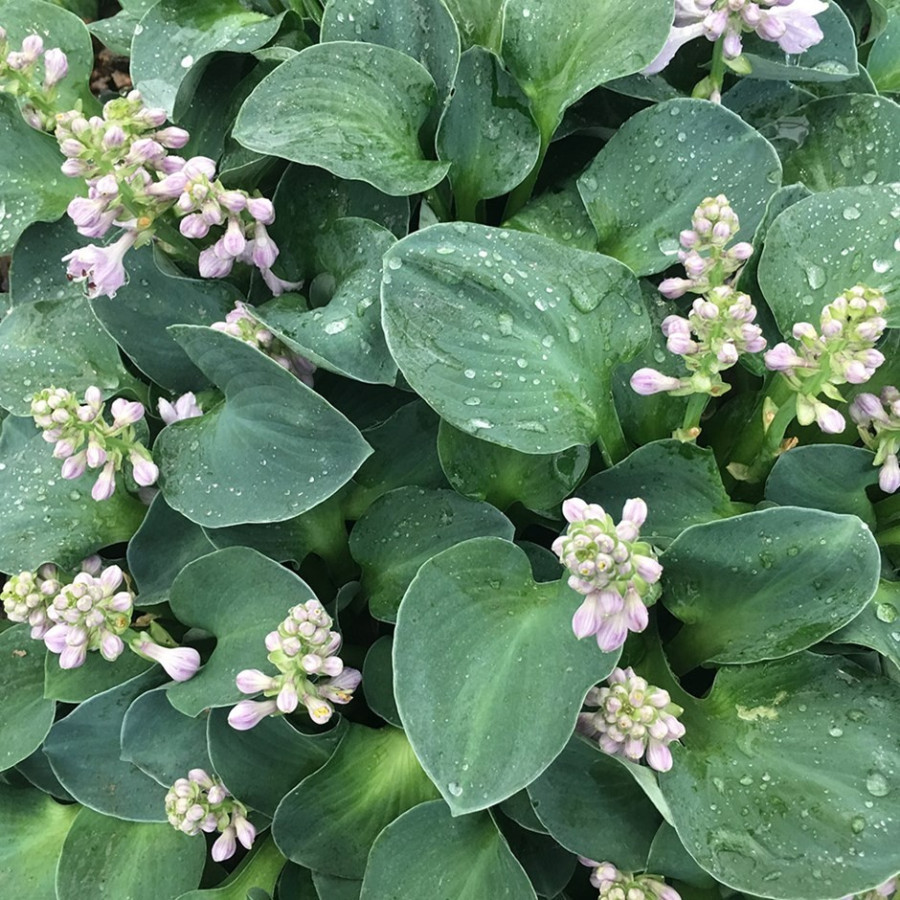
[
  {"left": 0, "top": 31, "right": 69, "bottom": 130},
  {"left": 644, "top": 0, "right": 827, "bottom": 76},
  {"left": 43, "top": 564, "right": 134, "bottom": 668},
  {"left": 211, "top": 302, "right": 316, "bottom": 386},
  {"left": 632, "top": 285, "right": 766, "bottom": 400},
  {"left": 764, "top": 285, "right": 888, "bottom": 435},
  {"left": 850, "top": 387, "right": 900, "bottom": 494},
  {"left": 31, "top": 385, "right": 158, "bottom": 500},
  {"left": 158, "top": 391, "right": 203, "bottom": 425},
  {"left": 54, "top": 91, "right": 297, "bottom": 298},
  {"left": 552, "top": 498, "right": 662, "bottom": 652},
  {"left": 130, "top": 634, "right": 201, "bottom": 682},
  {"left": 1, "top": 564, "right": 61, "bottom": 639},
  {"left": 578, "top": 667, "right": 686, "bottom": 772},
  {"left": 165, "top": 770, "right": 255, "bottom": 861},
  {"left": 579, "top": 858, "right": 681, "bottom": 900},
  {"left": 227, "top": 599, "right": 361, "bottom": 730}
]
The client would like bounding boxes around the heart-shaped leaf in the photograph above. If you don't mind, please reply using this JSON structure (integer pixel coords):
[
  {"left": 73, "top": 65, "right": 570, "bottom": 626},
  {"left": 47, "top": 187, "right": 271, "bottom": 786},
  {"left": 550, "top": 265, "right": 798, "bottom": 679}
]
[
  {"left": 577, "top": 99, "right": 781, "bottom": 276},
  {"left": 56, "top": 806, "right": 206, "bottom": 900},
  {"left": 349, "top": 486, "right": 515, "bottom": 622},
  {"left": 233, "top": 41, "right": 449, "bottom": 196},
  {"left": 381, "top": 222, "right": 650, "bottom": 457},
  {"left": 166, "top": 547, "right": 317, "bottom": 716},
  {"left": 272, "top": 724, "right": 441, "bottom": 878},
  {"left": 782, "top": 95, "right": 900, "bottom": 192},
  {"left": 360, "top": 800, "right": 537, "bottom": 900},
  {"left": 757, "top": 184, "right": 900, "bottom": 333},
  {"left": 394, "top": 536, "right": 619, "bottom": 814},
  {"left": 155, "top": 326, "right": 371, "bottom": 527},
  {"left": 659, "top": 653, "right": 900, "bottom": 899},
  {"left": 131, "top": 0, "right": 284, "bottom": 114},
  {"left": 662, "top": 507, "right": 880, "bottom": 669},
  {"left": 43, "top": 668, "right": 169, "bottom": 821},
  {"left": 499, "top": 0, "right": 672, "bottom": 141}
]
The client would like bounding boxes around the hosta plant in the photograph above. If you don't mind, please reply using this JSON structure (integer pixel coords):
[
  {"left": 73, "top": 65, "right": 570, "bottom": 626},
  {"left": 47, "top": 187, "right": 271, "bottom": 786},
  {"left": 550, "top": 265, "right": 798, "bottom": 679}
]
[{"left": 0, "top": 1, "right": 899, "bottom": 899}]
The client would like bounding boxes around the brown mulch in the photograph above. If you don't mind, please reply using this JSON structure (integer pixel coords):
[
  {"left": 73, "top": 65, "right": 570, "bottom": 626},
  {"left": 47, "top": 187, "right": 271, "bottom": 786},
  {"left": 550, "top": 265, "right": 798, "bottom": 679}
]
[{"left": 90, "top": 46, "right": 132, "bottom": 95}]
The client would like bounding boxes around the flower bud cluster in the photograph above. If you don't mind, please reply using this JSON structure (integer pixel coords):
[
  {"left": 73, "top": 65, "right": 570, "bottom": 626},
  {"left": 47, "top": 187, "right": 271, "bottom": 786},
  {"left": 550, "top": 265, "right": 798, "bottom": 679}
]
[
  {"left": 644, "top": 0, "right": 828, "bottom": 77},
  {"left": 228, "top": 599, "right": 361, "bottom": 730},
  {"left": 578, "top": 667, "right": 686, "bottom": 772},
  {"left": 55, "top": 90, "right": 297, "bottom": 299},
  {"left": 579, "top": 859, "right": 681, "bottom": 900},
  {"left": 165, "top": 769, "right": 255, "bottom": 862},
  {"left": 211, "top": 302, "right": 316, "bottom": 387},
  {"left": 764, "top": 285, "right": 887, "bottom": 434},
  {"left": 43, "top": 563, "right": 134, "bottom": 668},
  {"left": 841, "top": 878, "right": 898, "bottom": 900},
  {"left": 658, "top": 196, "right": 753, "bottom": 299},
  {"left": 1, "top": 564, "right": 62, "bottom": 638},
  {"left": 0, "top": 29, "right": 68, "bottom": 130},
  {"left": 631, "top": 285, "right": 766, "bottom": 399},
  {"left": 850, "top": 386, "right": 900, "bottom": 495},
  {"left": 31, "top": 385, "right": 158, "bottom": 501},
  {"left": 2, "top": 557, "right": 202, "bottom": 678},
  {"left": 552, "top": 498, "right": 662, "bottom": 652}
]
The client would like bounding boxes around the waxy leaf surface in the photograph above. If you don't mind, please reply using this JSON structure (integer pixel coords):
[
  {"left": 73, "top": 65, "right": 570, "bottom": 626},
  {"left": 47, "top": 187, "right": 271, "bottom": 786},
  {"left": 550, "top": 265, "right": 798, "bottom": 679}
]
[
  {"left": 155, "top": 326, "right": 371, "bottom": 527},
  {"left": 381, "top": 222, "right": 649, "bottom": 455},
  {"left": 578, "top": 99, "right": 782, "bottom": 275},
  {"left": 166, "top": 547, "right": 317, "bottom": 716},
  {"left": 662, "top": 507, "right": 880, "bottom": 668},
  {"left": 234, "top": 41, "right": 449, "bottom": 196},
  {"left": 659, "top": 654, "right": 900, "bottom": 899},
  {"left": 394, "top": 537, "right": 619, "bottom": 814},
  {"left": 360, "top": 800, "right": 536, "bottom": 900}
]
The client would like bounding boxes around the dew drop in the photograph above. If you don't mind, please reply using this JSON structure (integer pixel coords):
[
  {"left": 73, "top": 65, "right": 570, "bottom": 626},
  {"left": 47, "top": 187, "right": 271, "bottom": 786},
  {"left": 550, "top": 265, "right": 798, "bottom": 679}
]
[
  {"left": 875, "top": 603, "right": 897, "bottom": 623},
  {"left": 865, "top": 771, "right": 890, "bottom": 797},
  {"left": 842, "top": 207, "right": 861, "bottom": 220},
  {"left": 447, "top": 782, "right": 463, "bottom": 796},
  {"left": 180, "top": 55, "right": 194, "bottom": 68},
  {"left": 804, "top": 264, "right": 826, "bottom": 289},
  {"left": 497, "top": 313, "right": 514, "bottom": 336},
  {"left": 872, "top": 258, "right": 891, "bottom": 274},
  {"left": 387, "top": 257, "right": 403, "bottom": 270},
  {"left": 850, "top": 816, "right": 866, "bottom": 834}
]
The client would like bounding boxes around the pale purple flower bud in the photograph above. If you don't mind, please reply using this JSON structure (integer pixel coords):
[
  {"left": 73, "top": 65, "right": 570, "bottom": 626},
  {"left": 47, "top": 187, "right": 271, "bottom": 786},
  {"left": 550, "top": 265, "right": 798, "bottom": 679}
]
[
  {"left": 247, "top": 197, "right": 275, "bottom": 225},
  {"left": 43, "top": 624, "right": 69, "bottom": 654},
  {"left": 59, "top": 138, "right": 84, "bottom": 159},
  {"left": 153, "top": 126, "right": 190, "bottom": 148},
  {"left": 100, "top": 632, "right": 124, "bottom": 661},
  {"left": 132, "top": 636, "right": 200, "bottom": 681},
  {"left": 259, "top": 267, "right": 302, "bottom": 297},
  {"left": 815, "top": 401, "right": 846, "bottom": 434},
  {"left": 158, "top": 392, "right": 203, "bottom": 424},
  {"left": 149, "top": 171, "right": 189, "bottom": 199},
  {"left": 218, "top": 190, "right": 247, "bottom": 213},
  {"left": 61, "top": 158, "right": 90, "bottom": 177},
  {"left": 850, "top": 393, "right": 887, "bottom": 426},
  {"left": 60, "top": 643, "right": 88, "bottom": 669},
  {"left": 659, "top": 277, "right": 692, "bottom": 299},
  {"left": 129, "top": 450, "right": 159, "bottom": 487},
  {"left": 233, "top": 814, "right": 256, "bottom": 850},
  {"left": 227, "top": 699, "right": 278, "bottom": 730},
  {"left": 235, "top": 669, "right": 277, "bottom": 693},
  {"left": 111, "top": 398, "right": 145, "bottom": 427},
  {"left": 221, "top": 217, "right": 246, "bottom": 257},
  {"left": 127, "top": 138, "right": 166, "bottom": 165},
  {"left": 722, "top": 28, "right": 743, "bottom": 58},
  {"left": 86, "top": 441, "right": 107, "bottom": 468},
  {"left": 61, "top": 451, "right": 87, "bottom": 480},
  {"left": 43, "top": 48, "right": 68, "bottom": 87},
  {"left": 679, "top": 229, "right": 699, "bottom": 248},
  {"left": 764, "top": 342, "right": 804, "bottom": 372},
  {"left": 179, "top": 214, "right": 210, "bottom": 239},
  {"left": 881, "top": 454, "right": 900, "bottom": 494},
  {"left": 703, "top": 9, "right": 728, "bottom": 38},
  {"left": 277, "top": 681, "right": 299, "bottom": 713},
  {"left": 211, "top": 826, "right": 237, "bottom": 862},
  {"left": 711, "top": 220, "right": 732, "bottom": 242},
  {"left": 53, "top": 438, "right": 76, "bottom": 459},
  {"left": 250, "top": 223, "right": 279, "bottom": 269},
  {"left": 198, "top": 247, "right": 233, "bottom": 278},
  {"left": 729, "top": 241, "right": 754, "bottom": 260},
  {"left": 630, "top": 368, "right": 685, "bottom": 395}
]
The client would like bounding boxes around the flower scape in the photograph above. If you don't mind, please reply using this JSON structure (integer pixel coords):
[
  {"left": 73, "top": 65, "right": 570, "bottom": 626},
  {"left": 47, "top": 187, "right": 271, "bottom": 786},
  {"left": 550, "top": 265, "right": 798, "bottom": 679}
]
[{"left": 0, "top": 2, "right": 898, "bottom": 899}]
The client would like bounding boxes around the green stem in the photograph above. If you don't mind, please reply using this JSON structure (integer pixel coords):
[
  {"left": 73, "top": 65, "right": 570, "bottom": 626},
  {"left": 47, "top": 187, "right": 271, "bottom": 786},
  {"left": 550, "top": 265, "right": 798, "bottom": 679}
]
[
  {"left": 681, "top": 393, "right": 710, "bottom": 437},
  {"left": 596, "top": 409, "right": 630, "bottom": 468},
  {"left": 708, "top": 38, "right": 727, "bottom": 102}
]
